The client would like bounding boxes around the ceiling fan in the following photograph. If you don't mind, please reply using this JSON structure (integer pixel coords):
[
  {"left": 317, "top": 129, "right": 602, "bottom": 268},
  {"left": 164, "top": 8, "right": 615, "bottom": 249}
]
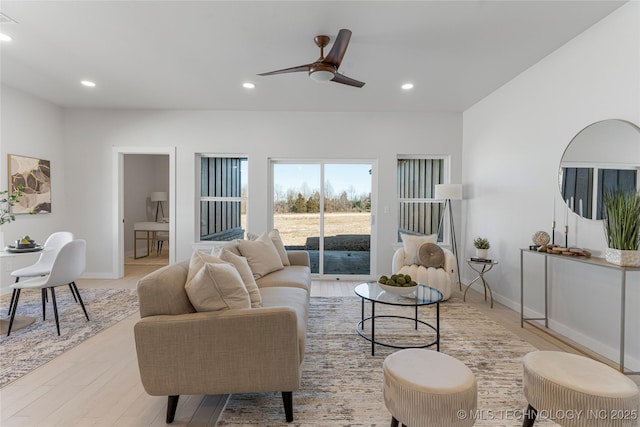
[{"left": 258, "top": 29, "right": 365, "bottom": 88}]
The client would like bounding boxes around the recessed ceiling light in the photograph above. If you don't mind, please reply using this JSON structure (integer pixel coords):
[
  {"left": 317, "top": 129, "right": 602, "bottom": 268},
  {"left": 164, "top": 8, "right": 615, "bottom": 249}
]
[
  {"left": 0, "top": 33, "right": 13, "bottom": 42},
  {"left": 401, "top": 83, "right": 414, "bottom": 90},
  {"left": 81, "top": 80, "right": 96, "bottom": 88},
  {"left": 242, "top": 82, "right": 256, "bottom": 89}
]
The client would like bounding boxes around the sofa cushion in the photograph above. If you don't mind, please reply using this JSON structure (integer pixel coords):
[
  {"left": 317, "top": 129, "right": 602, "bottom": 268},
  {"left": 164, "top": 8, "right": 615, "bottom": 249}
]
[
  {"left": 400, "top": 233, "right": 437, "bottom": 265},
  {"left": 256, "top": 265, "right": 311, "bottom": 292},
  {"left": 260, "top": 286, "right": 309, "bottom": 362},
  {"left": 219, "top": 248, "right": 262, "bottom": 308},
  {"left": 418, "top": 242, "right": 445, "bottom": 269},
  {"left": 237, "top": 233, "right": 284, "bottom": 279},
  {"left": 185, "top": 260, "right": 251, "bottom": 312}
]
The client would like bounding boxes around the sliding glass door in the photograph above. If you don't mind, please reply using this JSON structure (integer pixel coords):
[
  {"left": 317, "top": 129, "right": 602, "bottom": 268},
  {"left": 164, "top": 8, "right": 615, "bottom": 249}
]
[{"left": 272, "top": 160, "right": 373, "bottom": 278}]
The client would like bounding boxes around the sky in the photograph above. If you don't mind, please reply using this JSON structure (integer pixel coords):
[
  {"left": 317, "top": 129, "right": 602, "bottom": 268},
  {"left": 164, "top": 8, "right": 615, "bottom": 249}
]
[{"left": 273, "top": 163, "right": 372, "bottom": 199}]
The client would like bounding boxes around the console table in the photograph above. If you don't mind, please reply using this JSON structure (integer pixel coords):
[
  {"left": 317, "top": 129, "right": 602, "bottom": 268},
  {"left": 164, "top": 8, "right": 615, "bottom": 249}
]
[
  {"left": 520, "top": 248, "right": 640, "bottom": 375},
  {"left": 134, "top": 222, "right": 169, "bottom": 259}
]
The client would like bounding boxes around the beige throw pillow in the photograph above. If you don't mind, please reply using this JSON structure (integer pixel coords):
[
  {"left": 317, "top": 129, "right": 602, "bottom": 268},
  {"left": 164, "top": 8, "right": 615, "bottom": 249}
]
[
  {"left": 400, "top": 233, "right": 437, "bottom": 265},
  {"left": 418, "top": 243, "right": 445, "bottom": 269},
  {"left": 186, "top": 250, "right": 224, "bottom": 283},
  {"left": 237, "top": 233, "right": 284, "bottom": 279},
  {"left": 219, "top": 248, "right": 262, "bottom": 308},
  {"left": 269, "top": 229, "right": 290, "bottom": 266},
  {"left": 185, "top": 251, "right": 250, "bottom": 312}
]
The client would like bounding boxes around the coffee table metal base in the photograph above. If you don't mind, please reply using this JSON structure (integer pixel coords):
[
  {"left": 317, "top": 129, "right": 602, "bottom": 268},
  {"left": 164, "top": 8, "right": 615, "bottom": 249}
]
[{"left": 356, "top": 300, "right": 440, "bottom": 356}]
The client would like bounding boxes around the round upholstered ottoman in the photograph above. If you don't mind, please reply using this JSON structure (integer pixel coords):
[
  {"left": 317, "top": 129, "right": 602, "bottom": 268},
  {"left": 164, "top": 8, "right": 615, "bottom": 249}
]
[
  {"left": 383, "top": 349, "right": 477, "bottom": 427},
  {"left": 522, "top": 351, "right": 640, "bottom": 427}
]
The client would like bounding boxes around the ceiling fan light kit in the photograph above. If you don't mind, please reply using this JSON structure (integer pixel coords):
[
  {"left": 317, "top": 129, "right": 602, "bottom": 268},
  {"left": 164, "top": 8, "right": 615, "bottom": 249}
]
[
  {"left": 258, "top": 29, "right": 365, "bottom": 88},
  {"left": 309, "top": 64, "right": 335, "bottom": 83},
  {"left": 310, "top": 70, "right": 334, "bottom": 83}
]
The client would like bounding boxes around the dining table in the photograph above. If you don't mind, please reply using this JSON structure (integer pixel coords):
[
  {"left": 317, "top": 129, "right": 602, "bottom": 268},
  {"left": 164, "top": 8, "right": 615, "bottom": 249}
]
[{"left": 0, "top": 246, "right": 52, "bottom": 334}]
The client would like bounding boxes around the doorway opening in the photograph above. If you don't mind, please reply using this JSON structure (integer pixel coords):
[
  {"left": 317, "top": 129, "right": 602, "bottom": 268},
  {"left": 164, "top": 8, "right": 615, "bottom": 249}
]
[{"left": 112, "top": 147, "right": 176, "bottom": 279}]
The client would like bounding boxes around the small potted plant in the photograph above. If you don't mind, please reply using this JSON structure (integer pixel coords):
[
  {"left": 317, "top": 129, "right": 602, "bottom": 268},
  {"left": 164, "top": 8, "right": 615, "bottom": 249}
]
[
  {"left": 473, "top": 237, "right": 490, "bottom": 259},
  {"left": 602, "top": 189, "right": 640, "bottom": 267},
  {"left": 0, "top": 184, "right": 27, "bottom": 249}
]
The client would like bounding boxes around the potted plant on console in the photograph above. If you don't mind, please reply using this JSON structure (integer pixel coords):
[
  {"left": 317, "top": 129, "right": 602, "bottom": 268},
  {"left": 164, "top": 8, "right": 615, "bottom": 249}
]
[
  {"left": 473, "top": 237, "right": 490, "bottom": 260},
  {"left": 602, "top": 189, "right": 640, "bottom": 267}
]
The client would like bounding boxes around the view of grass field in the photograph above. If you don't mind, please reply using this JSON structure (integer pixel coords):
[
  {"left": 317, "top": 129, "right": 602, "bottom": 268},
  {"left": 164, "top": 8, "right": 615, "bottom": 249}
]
[{"left": 274, "top": 212, "right": 371, "bottom": 247}]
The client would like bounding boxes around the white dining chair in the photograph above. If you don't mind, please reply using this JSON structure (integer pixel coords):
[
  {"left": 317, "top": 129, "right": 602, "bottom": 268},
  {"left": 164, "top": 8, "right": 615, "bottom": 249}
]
[
  {"left": 153, "top": 231, "right": 169, "bottom": 256},
  {"left": 7, "top": 239, "right": 89, "bottom": 336},
  {"left": 10, "top": 231, "right": 74, "bottom": 279},
  {"left": 9, "top": 231, "right": 74, "bottom": 313}
]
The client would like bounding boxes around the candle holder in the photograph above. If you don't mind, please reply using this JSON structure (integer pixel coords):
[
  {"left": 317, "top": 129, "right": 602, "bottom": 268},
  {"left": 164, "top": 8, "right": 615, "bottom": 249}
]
[
  {"left": 564, "top": 225, "right": 568, "bottom": 248},
  {"left": 551, "top": 221, "right": 556, "bottom": 245}
]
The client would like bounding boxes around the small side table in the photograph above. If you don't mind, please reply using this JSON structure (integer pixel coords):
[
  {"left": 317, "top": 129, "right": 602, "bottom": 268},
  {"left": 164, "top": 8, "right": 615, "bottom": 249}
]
[{"left": 464, "top": 259, "right": 498, "bottom": 308}]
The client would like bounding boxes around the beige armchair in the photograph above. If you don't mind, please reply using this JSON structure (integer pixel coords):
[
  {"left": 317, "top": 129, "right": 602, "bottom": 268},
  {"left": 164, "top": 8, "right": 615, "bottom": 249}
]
[{"left": 392, "top": 245, "right": 457, "bottom": 300}]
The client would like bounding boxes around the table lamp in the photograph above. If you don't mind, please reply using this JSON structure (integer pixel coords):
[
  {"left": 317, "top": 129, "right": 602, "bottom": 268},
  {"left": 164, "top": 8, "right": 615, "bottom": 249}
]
[{"left": 150, "top": 191, "right": 167, "bottom": 222}]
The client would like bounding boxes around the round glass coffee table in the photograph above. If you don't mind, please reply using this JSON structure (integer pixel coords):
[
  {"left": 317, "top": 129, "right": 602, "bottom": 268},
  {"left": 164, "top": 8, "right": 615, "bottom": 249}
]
[{"left": 354, "top": 282, "right": 443, "bottom": 356}]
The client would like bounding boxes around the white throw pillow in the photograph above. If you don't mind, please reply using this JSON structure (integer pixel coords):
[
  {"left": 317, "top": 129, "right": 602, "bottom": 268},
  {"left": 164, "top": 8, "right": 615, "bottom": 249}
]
[
  {"left": 237, "top": 233, "right": 284, "bottom": 279},
  {"left": 400, "top": 233, "right": 437, "bottom": 265},
  {"left": 185, "top": 251, "right": 250, "bottom": 312},
  {"left": 268, "top": 229, "right": 290, "bottom": 266},
  {"left": 209, "top": 240, "right": 241, "bottom": 257},
  {"left": 219, "top": 248, "right": 262, "bottom": 308},
  {"left": 245, "top": 231, "right": 260, "bottom": 241}
]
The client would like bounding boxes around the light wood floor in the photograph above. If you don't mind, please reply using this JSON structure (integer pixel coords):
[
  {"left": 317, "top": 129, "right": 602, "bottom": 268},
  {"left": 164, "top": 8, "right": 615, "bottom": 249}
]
[{"left": 1, "top": 266, "right": 637, "bottom": 426}]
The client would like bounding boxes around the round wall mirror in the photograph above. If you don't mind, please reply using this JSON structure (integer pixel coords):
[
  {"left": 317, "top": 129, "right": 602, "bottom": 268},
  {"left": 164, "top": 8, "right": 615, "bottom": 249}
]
[{"left": 559, "top": 119, "right": 640, "bottom": 220}]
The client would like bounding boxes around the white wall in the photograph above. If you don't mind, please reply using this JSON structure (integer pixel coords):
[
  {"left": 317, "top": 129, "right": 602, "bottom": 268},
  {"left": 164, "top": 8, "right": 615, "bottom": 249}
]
[
  {"left": 462, "top": 3, "right": 640, "bottom": 369},
  {"left": 62, "top": 110, "right": 462, "bottom": 278},
  {"left": 0, "top": 85, "right": 66, "bottom": 292}
]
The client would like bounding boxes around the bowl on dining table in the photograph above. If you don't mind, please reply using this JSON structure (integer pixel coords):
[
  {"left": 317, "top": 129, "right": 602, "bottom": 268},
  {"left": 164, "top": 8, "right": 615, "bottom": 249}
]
[{"left": 15, "top": 239, "right": 36, "bottom": 249}]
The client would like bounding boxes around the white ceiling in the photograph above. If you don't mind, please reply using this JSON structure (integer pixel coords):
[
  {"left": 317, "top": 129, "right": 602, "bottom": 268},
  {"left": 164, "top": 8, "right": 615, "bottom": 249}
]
[{"left": 0, "top": 1, "right": 627, "bottom": 112}]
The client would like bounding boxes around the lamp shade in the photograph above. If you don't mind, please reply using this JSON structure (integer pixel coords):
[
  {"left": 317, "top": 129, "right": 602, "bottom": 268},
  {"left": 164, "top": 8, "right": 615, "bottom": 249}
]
[
  {"left": 434, "top": 184, "right": 462, "bottom": 200},
  {"left": 150, "top": 191, "right": 168, "bottom": 202}
]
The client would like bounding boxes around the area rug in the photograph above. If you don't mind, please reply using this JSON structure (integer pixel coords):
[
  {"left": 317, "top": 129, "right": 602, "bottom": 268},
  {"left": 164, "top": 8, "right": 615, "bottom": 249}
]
[
  {"left": 0, "top": 287, "right": 138, "bottom": 388},
  {"left": 217, "top": 296, "right": 557, "bottom": 427}
]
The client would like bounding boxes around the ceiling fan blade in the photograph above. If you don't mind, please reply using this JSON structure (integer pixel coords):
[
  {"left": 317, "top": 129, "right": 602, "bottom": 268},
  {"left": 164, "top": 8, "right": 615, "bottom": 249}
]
[
  {"left": 331, "top": 72, "right": 365, "bottom": 88},
  {"left": 323, "top": 29, "right": 352, "bottom": 68},
  {"left": 257, "top": 64, "right": 311, "bottom": 76}
]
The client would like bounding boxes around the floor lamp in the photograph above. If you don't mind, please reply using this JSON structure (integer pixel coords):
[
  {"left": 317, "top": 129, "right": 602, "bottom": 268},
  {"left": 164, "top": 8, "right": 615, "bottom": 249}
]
[
  {"left": 150, "top": 191, "right": 167, "bottom": 222},
  {"left": 434, "top": 184, "right": 462, "bottom": 290}
]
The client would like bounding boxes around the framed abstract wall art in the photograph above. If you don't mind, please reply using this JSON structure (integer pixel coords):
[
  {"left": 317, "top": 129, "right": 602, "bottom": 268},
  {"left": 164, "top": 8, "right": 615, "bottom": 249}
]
[{"left": 8, "top": 154, "right": 51, "bottom": 213}]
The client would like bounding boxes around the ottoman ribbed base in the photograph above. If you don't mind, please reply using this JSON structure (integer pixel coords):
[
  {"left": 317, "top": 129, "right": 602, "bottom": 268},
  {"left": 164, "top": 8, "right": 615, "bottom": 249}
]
[
  {"left": 523, "top": 351, "right": 640, "bottom": 427},
  {"left": 383, "top": 349, "right": 477, "bottom": 427}
]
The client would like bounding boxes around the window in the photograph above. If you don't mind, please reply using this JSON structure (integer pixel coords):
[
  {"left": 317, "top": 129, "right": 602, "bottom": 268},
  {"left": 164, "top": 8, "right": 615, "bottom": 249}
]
[
  {"left": 561, "top": 166, "right": 637, "bottom": 219},
  {"left": 397, "top": 157, "right": 445, "bottom": 240},
  {"left": 199, "top": 156, "right": 248, "bottom": 241},
  {"left": 561, "top": 167, "right": 594, "bottom": 219}
]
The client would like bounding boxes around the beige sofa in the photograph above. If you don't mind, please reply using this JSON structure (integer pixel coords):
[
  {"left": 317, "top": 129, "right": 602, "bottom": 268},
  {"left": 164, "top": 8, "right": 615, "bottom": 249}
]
[{"left": 134, "top": 250, "right": 311, "bottom": 423}]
